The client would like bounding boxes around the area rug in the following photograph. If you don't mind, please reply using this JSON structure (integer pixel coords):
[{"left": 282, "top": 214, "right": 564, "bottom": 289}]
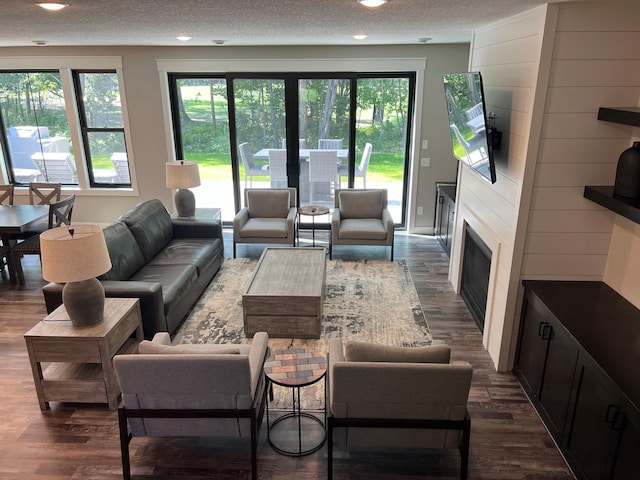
[{"left": 173, "top": 257, "right": 432, "bottom": 409}]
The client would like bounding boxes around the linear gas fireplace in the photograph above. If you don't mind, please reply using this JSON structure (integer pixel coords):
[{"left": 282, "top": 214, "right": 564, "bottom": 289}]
[{"left": 460, "top": 226, "right": 491, "bottom": 332}]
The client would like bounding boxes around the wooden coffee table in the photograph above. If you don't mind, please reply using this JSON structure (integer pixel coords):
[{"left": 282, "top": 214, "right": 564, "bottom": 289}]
[{"left": 242, "top": 247, "right": 326, "bottom": 338}]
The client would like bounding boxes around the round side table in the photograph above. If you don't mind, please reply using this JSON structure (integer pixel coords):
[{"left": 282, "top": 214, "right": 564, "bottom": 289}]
[
  {"left": 297, "top": 205, "right": 330, "bottom": 247},
  {"left": 264, "top": 347, "right": 327, "bottom": 456}
]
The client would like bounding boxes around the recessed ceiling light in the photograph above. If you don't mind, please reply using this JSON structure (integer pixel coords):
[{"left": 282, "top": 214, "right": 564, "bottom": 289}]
[
  {"left": 357, "top": 0, "right": 388, "bottom": 7},
  {"left": 176, "top": 35, "right": 192, "bottom": 42},
  {"left": 36, "top": 3, "right": 69, "bottom": 11},
  {"left": 353, "top": 34, "right": 368, "bottom": 40}
]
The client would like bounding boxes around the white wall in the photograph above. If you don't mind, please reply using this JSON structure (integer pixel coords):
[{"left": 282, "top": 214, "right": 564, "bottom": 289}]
[
  {"left": 450, "top": 5, "right": 551, "bottom": 371},
  {"left": 451, "top": 1, "right": 640, "bottom": 371},
  {"left": 0, "top": 44, "right": 469, "bottom": 228}
]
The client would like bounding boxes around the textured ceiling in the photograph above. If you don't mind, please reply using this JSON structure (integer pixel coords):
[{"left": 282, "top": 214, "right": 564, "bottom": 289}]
[{"left": 0, "top": 0, "right": 601, "bottom": 48}]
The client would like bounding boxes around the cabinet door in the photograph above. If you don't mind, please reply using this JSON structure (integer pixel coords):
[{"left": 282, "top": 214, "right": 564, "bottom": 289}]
[
  {"left": 515, "top": 295, "right": 550, "bottom": 398},
  {"left": 566, "top": 361, "right": 622, "bottom": 479},
  {"left": 444, "top": 200, "right": 454, "bottom": 252},
  {"left": 538, "top": 321, "right": 579, "bottom": 439}
]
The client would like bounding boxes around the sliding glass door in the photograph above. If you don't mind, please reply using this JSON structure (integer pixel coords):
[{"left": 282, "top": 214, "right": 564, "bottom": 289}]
[{"left": 169, "top": 72, "right": 414, "bottom": 226}]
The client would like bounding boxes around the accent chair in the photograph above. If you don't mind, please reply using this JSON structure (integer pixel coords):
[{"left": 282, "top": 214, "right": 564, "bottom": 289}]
[
  {"left": 232, "top": 188, "right": 297, "bottom": 257},
  {"left": 113, "top": 331, "right": 270, "bottom": 480},
  {"left": 330, "top": 188, "right": 394, "bottom": 260},
  {"left": 327, "top": 339, "right": 473, "bottom": 480}
]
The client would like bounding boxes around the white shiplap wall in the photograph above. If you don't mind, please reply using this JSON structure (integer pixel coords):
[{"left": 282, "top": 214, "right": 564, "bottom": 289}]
[
  {"left": 452, "top": 1, "right": 640, "bottom": 371},
  {"left": 449, "top": 5, "right": 551, "bottom": 371}
]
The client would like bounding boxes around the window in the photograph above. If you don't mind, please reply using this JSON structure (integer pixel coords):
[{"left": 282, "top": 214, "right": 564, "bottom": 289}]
[
  {"left": 73, "top": 71, "right": 130, "bottom": 186},
  {"left": 0, "top": 71, "right": 76, "bottom": 185}
]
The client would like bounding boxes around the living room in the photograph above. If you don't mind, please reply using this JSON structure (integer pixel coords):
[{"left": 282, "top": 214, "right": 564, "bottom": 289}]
[{"left": 1, "top": 1, "right": 639, "bottom": 478}]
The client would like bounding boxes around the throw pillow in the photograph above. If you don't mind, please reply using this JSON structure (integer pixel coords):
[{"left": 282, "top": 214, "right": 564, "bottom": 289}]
[
  {"left": 139, "top": 341, "right": 241, "bottom": 355},
  {"left": 344, "top": 342, "right": 450, "bottom": 364}
]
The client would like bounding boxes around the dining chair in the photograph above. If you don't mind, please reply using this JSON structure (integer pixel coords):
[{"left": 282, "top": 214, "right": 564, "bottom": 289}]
[
  {"left": 0, "top": 184, "right": 14, "bottom": 205},
  {"left": 318, "top": 138, "right": 343, "bottom": 149},
  {"left": 338, "top": 143, "right": 372, "bottom": 188},
  {"left": 12, "top": 195, "right": 75, "bottom": 285},
  {"left": 268, "top": 149, "right": 288, "bottom": 188},
  {"left": 28, "top": 182, "right": 62, "bottom": 205},
  {"left": 309, "top": 150, "right": 338, "bottom": 203},
  {"left": 239, "top": 142, "right": 268, "bottom": 187}
]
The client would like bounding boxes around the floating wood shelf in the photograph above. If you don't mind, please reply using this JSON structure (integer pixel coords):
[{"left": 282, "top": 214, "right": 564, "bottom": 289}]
[
  {"left": 584, "top": 185, "right": 640, "bottom": 225},
  {"left": 597, "top": 107, "right": 640, "bottom": 127}
]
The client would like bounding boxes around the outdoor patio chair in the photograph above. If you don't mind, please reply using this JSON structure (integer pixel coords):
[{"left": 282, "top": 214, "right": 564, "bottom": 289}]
[
  {"left": 327, "top": 339, "right": 472, "bottom": 480},
  {"left": 308, "top": 150, "right": 339, "bottom": 203},
  {"left": 111, "top": 153, "right": 131, "bottom": 183},
  {"left": 450, "top": 124, "right": 487, "bottom": 163},
  {"left": 330, "top": 188, "right": 394, "bottom": 260},
  {"left": 268, "top": 149, "right": 288, "bottom": 188},
  {"left": 239, "top": 142, "right": 268, "bottom": 187},
  {"left": 318, "top": 138, "right": 343, "bottom": 149},
  {"left": 31, "top": 152, "right": 78, "bottom": 184},
  {"left": 338, "top": 142, "right": 372, "bottom": 188}
]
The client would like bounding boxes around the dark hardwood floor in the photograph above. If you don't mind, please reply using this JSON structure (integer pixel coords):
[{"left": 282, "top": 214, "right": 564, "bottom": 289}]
[{"left": 0, "top": 230, "right": 573, "bottom": 479}]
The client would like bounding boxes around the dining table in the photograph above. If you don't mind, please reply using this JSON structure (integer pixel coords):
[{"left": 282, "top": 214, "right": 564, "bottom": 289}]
[{"left": 0, "top": 204, "right": 49, "bottom": 285}]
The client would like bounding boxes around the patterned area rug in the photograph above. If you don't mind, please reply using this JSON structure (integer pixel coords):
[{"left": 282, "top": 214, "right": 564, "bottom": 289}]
[{"left": 173, "top": 257, "right": 432, "bottom": 409}]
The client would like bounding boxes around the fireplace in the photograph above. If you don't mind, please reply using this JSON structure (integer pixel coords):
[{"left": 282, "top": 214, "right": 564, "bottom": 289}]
[{"left": 460, "top": 226, "right": 491, "bottom": 332}]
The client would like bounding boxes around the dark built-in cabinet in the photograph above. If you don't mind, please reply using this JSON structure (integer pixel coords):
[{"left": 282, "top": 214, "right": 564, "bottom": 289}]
[
  {"left": 434, "top": 183, "right": 456, "bottom": 256},
  {"left": 515, "top": 281, "right": 640, "bottom": 480}
]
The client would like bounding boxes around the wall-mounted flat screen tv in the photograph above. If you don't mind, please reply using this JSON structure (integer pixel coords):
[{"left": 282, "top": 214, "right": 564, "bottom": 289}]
[{"left": 443, "top": 71, "right": 497, "bottom": 184}]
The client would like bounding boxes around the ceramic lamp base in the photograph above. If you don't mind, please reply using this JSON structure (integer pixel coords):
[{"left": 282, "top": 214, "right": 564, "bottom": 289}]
[
  {"left": 62, "top": 278, "right": 105, "bottom": 327},
  {"left": 174, "top": 188, "right": 196, "bottom": 217}
]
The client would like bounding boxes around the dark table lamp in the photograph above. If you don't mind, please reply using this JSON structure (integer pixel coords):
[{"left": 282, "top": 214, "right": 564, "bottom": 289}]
[
  {"left": 166, "top": 160, "right": 201, "bottom": 217},
  {"left": 40, "top": 225, "right": 112, "bottom": 327}
]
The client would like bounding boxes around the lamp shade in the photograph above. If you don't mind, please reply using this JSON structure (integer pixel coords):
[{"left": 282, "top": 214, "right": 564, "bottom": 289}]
[
  {"left": 166, "top": 160, "right": 201, "bottom": 189},
  {"left": 40, "top": 225, "right": 112, "bottom": 283}
]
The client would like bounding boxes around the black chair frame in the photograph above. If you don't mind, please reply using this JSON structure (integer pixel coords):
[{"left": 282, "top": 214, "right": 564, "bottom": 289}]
[{"left": 117, "top": 362, "right": 270, "bottom": 480}]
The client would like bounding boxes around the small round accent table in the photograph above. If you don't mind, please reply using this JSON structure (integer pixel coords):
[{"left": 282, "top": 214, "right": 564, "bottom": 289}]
[
  {"left": 263, "top": 347, "right": 327, "bottom": 456},
  {"left": 297, "top": 205, "right": 330, "bottom": 247}
]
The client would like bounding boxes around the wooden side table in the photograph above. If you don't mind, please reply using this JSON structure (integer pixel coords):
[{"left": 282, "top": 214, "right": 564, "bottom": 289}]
[
  {"left": 24, "top": 297, "right": 143, "bottom": 410},
  {"left": 297, "top": 205, "right": 330, "bottom": 247},
  {"left": 264, "top": 347, "right": 327, "bottom": 456}
]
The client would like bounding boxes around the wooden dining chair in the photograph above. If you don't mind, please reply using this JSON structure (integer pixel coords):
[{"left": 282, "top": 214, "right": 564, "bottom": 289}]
[
  {"left": 12, "top": 195, "right": 75, "bottom": 285},
  {"left": 0, "top": 185, "right": 14, "bottom": 205},
  {"left": 28, "top": 182, "right": 62, "bottom": 205}
]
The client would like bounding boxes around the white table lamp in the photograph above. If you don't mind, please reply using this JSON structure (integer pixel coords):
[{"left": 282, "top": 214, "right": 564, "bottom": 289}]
[
  {"left": 166, "top": 160, "right": 201, "bottom": 217},
  {"left": 40, "top": 225, "right": 112, "bottom": 327}
]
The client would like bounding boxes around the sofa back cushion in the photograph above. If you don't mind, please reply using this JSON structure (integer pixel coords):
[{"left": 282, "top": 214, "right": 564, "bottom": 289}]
[
  {"left": 120, "top": 199, "right": 173, "bottom": 262},
  {"left": 339, "top": 190, "right": 385, "bottom": 219},
  {"left": 247, "top": 189, "right": 290, "bottom": 218},
  {"left": 344, "top": 342, "right": 451, "bottom": 364},
  {"left": 99, "top": 221, "right": 145, "bottom": 281}
]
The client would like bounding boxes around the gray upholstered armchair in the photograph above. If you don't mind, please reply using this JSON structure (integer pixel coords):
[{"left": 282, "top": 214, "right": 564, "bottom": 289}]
[
  {"left": 233, "top": 188, "right": 297, "bottom": 257},
  {"left": 327, "top": 339, "right": 473, "bottom": 480},
  {"left": 113, "top": 331, "right": 270, "bottom": 480},
  {"left": 330, "top": 189, "right": 394, "bottom": 260}
]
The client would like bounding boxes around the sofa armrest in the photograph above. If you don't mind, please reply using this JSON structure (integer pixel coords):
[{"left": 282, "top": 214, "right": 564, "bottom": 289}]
[
  {"left": 331, "top": 209, "right": 342, "bottom": 243},
  {"left": 248, "top": 331, "right": 269, "bottom": 396},
  {"left": 382, "top": 208, "right": 394, "bottom": 237},
  {"left": 172, "top": 219, "right": 223, "bottom": 240},
  {"left": 233, "top": 208, "right": 250, "bottom": 239},
  {"left": 43, "top": 280, "right": 167, "bottom": 339}
]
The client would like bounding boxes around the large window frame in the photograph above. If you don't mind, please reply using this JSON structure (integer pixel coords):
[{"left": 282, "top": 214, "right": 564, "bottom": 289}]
[{"left": 0, "top": 56, "right": 134, "bottom": 192}]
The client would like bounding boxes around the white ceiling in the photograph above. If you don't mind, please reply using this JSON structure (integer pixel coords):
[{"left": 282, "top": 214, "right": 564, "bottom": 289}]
[{"left": 0, "top": 0, "right": 603, "bottom": 48}]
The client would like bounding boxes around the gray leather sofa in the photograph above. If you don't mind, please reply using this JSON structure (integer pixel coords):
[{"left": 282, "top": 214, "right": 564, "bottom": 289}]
[{"left": 43, "top": 199, "right": 224, "bottom": 338}]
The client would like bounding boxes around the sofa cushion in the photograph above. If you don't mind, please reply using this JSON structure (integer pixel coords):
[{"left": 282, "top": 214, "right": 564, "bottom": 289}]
[
  {"left": 148, "top": 239, "right": 222, "bottom": 276},
  {"left": 339, "top": 190, "right": 384, "bottom": 219},
  {"left": 247, "top": 190, "right": 290, "bottom": 218},
  {"left": 138, "top": 341, "right": 245, "bottom": 355},
  {"left": 131, "top": 264, "right": 198, "bottom": 315},
  {"left": 120, "top": 199, "right": 173, "bottom": 262},
  {"left": 338, "top": 219, "right": 387, "bottom": 240},
  {"left": 99, "top": 221, "right": 145, "bottom": 281},
  {"left": 344, "top": 342, "right": 451, "bottom": 364}
]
